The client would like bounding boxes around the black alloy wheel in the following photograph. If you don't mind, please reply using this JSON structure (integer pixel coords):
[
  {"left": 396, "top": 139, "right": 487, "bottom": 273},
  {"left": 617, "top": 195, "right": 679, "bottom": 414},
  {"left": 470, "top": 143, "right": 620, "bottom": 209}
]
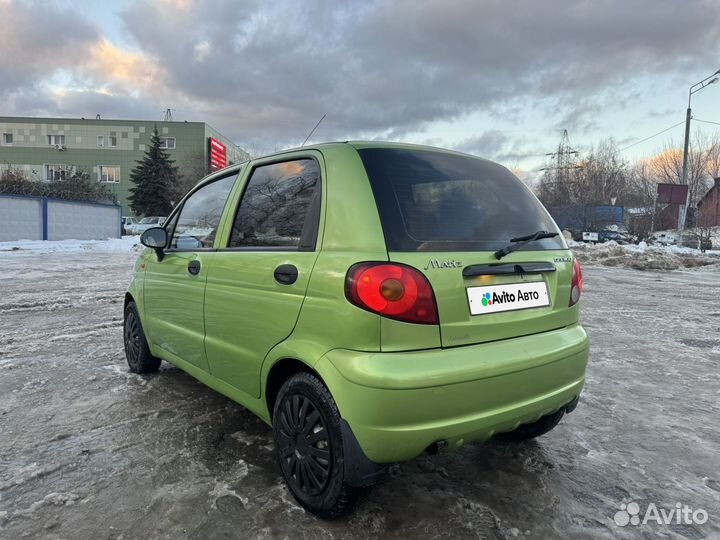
[
  {"left": 275, "top": 393, "right": 331, "bottom": 495},
  {"left": 123, "top": 301, "right": 161, "bottom": 374}
]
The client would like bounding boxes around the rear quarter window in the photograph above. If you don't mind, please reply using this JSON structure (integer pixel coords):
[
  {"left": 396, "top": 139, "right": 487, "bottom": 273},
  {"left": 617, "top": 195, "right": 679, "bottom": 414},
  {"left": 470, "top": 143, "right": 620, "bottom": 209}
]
[{"left": 357, "top": 148, "right": 565, "bottom": 252}]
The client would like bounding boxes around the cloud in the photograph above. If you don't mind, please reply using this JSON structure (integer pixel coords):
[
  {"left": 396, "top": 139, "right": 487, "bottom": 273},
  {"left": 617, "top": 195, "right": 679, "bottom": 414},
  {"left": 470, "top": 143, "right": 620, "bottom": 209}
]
[
  {"left": 0, "top": 1, "right": 98, "bottom": 93},
  {"left": 2, "top": 0, "right": 720, "bottom": 155},
  {"left": 116, "top": 0, "right": 720, "bottom": 146},
  {"left": 455, "top": 130, "right": 544, "bottom": 165},
  {"left": 85, "top": 39, "right": 161, "bottom": 90}
]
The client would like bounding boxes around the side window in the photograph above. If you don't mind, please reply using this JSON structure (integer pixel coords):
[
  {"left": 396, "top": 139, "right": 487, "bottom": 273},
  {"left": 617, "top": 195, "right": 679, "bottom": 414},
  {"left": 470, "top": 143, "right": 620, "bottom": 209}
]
[
  {"left": 170, "top": 174, "right": 237, "bottom": 250},
  {"left": 229, "top": 159, "right": 320, "bottom": 249}
]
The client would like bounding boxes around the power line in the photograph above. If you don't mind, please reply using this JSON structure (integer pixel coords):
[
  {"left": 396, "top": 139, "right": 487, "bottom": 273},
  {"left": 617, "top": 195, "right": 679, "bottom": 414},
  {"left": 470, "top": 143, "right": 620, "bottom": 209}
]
[
  {"left": 617, "top": 119, "right": 686, "bottom": 152},
  {"left": 693, "top": 118, "right": 720, "bottom": 127},
  {"left": 530, "top": 118, "right": 705, "bottom": 173}
]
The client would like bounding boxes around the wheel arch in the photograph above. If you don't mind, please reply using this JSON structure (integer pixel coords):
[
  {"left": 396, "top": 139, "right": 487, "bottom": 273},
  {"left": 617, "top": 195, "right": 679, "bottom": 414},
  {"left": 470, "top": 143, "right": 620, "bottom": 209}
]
[
  {"left": 265, "top": 355, "right": 379, "bottom": 490},
  {"left": 265, "top": 357, "right": 324, "bottom": 420}
]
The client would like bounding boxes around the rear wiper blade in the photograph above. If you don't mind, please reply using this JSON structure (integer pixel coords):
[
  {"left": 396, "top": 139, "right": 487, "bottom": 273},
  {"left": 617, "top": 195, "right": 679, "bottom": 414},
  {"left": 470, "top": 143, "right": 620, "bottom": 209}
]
[{"left": 494, "top": 230, "right": 559, "bottom": 260}]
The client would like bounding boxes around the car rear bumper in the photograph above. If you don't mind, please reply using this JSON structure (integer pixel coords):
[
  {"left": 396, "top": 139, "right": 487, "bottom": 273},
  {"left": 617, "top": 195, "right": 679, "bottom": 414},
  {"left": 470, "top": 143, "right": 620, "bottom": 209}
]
[{"left": 315, "top": 324, "right": 589, "bottom": 463}]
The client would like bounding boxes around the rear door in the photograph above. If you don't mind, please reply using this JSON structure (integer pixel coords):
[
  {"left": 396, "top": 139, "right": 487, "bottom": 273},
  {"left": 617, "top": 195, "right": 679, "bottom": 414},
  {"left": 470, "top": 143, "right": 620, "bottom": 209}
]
[
  {"left": 357, "top": 146, "right": 574, "bottom": 348},
  {"left": 203, "top": 154, "right": 323, "bottom": 397}
]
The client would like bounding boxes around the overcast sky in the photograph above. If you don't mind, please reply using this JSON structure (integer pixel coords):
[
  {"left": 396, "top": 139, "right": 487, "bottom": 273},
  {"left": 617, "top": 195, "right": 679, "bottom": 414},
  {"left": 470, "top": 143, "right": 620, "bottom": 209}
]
[{"left": 2, "top": 0, "right": 719, "bottom": 175}]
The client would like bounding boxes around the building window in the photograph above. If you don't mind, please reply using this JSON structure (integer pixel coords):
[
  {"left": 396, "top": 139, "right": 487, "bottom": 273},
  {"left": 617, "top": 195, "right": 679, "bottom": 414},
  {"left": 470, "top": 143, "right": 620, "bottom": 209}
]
[
  {"left": 46, "top": 164, "right": 67, "bottom": 181},
  {"left": 47, "top": 134, "right": 66, "bottom": 146},
  {"left": 97, "top": 135, "right": 104, "bottom": 147},
  {"left": 99, "top": 166, "right": 120, "bottom": 183},
  {"left": 159, "top": 137, "right": 176, "bottom": 150},
  {"left": 2, "top": 133, "right": 12, "bottom": 144},
  {"left": 109, "top": 136, "right": 117, "bottom": 147}
]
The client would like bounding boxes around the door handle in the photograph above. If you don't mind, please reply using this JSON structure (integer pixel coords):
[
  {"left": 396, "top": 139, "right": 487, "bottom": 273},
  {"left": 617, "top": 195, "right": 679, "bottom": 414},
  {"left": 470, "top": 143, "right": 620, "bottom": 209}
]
[
  {"left": 274, "top": 264, "right": 298, "bottom": 285},
  {"left": 187, "top": 260, "right": 201, "bottom": 276}
]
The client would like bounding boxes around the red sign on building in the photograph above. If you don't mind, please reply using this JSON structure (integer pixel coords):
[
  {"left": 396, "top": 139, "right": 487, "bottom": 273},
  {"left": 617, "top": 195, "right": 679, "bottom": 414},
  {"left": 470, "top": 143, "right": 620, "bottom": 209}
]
[{"left": 208, "top": 137, "right": 227, "bottom": 171}]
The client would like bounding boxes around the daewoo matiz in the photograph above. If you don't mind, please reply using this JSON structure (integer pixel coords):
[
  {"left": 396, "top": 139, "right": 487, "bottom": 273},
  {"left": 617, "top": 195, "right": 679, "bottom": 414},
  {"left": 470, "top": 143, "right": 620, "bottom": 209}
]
[{"left": 124, "top": 142, "right": 589, "bottom": 517}]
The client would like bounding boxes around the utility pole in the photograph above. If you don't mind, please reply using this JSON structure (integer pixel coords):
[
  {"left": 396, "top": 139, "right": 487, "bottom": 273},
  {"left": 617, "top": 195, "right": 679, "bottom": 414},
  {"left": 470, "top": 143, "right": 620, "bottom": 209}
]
[
  {"left": 677, "top": 70, "right": 719, "bottom": 245},
  {"left": 678, "top": 104, "right": 692, "bottom": 235}
]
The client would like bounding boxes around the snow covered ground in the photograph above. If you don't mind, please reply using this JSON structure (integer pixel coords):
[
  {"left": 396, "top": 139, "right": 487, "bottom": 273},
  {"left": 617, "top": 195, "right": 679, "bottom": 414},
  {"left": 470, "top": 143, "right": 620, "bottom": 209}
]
[
  {"left": 569, "top": 240, "right": 720, "bottom": 271},
  {"left": 0, "top": 236, "right": 142, "bottom": 254},
  {"left": 1, "top": 240, "right": 719, "bottom": 539}
]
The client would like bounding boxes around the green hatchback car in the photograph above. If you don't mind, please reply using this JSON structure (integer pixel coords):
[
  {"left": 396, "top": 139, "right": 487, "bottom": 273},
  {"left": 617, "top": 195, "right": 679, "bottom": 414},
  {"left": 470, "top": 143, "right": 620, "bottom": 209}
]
[{"left": 124, "top": 142, "right": 588, "bottom": 517}]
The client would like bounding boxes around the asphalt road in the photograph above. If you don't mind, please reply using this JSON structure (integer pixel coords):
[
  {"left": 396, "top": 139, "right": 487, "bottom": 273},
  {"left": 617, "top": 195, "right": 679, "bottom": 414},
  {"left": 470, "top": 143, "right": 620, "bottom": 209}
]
[{"left": 1, "top": 249, "right": 719, "bottom": 539}]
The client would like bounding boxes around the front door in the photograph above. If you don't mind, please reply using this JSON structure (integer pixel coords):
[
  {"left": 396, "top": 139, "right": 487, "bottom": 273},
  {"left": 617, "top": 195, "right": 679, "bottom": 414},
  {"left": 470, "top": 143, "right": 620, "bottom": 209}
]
[
  {"left": 204, "top": 155, "right": 323, "bottom": 397},
  {"left": 142, "top": 172, "right": 238, "bottom": 371}
]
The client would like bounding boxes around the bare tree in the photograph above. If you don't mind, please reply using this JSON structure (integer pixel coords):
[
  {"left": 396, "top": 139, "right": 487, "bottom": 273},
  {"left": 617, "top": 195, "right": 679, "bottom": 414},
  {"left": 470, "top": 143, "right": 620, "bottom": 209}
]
[
  {"left": 624, "top": 162, "right": 662, "bottom": 239},
  {"left": 537, "top": 139, "right": 631, "bottom": 208},
  {"left": 173, "top": 150, "right": 209, "bottom": 206},
  {"left": 0, "top": 165, "right": 114, "bottom": 203},
  {"left": 706, "top": 133, "right": 720, "bottom": 180},
  {"left": 572, "top": 140, "right": 632, "bottom": 205}
]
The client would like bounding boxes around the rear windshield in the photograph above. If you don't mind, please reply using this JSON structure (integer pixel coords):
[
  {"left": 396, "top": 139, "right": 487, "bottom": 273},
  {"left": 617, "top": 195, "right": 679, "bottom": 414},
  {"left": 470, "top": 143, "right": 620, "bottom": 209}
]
[{"left": 358, "top": 148, "right": 565, "bottom": 252}]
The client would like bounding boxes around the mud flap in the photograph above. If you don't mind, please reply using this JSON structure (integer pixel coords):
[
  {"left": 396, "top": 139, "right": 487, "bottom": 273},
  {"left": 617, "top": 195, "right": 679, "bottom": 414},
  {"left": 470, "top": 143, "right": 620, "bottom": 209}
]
[
  {"left": 340, "top": 419, "right": 378, "bottom": 488},
  {"left": 564, "top": 395, "right": 580, "bottom": 414}
]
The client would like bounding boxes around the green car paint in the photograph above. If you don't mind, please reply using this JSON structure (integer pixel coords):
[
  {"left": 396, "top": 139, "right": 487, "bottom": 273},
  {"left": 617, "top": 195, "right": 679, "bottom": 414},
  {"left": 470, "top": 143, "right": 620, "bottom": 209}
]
[{"left": 127, "top": 141, "right": 589, "bottom": 465}]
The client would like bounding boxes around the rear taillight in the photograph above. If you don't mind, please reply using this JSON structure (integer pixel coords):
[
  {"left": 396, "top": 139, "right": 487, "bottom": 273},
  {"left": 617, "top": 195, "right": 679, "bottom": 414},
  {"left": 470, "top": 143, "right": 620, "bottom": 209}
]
[
  {"left": 345, "top": 263, "right": 439, "bottom": 325},
  {"left": 569, "top": 259, "right": 583, "bottom": 306}
]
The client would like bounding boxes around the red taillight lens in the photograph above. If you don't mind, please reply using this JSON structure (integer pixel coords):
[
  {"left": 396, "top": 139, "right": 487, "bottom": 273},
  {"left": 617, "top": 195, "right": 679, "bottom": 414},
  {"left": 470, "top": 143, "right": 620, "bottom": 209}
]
[
  {"left": 569, "top": 259, "right": 583, "bottom": 306},
  {"left": 346, "top": 263, "right": 439, "bottom": 325}
]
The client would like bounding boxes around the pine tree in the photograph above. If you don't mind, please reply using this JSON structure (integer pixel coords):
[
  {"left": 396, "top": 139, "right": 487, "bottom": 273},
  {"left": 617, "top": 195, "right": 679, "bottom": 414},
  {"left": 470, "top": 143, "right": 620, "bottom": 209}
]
[{"left": 128, "top": 126, "right": 178, "bottom": 216}]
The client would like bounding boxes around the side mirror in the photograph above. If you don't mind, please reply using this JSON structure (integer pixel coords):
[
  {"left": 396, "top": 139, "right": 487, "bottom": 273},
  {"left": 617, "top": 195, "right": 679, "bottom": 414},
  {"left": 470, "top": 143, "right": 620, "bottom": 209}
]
[
  {"left": 140, "top": 226, "right": 168, "bottom": 248},
  {"left": 140, "top": 227, "right": 168, "bottom": 260}
]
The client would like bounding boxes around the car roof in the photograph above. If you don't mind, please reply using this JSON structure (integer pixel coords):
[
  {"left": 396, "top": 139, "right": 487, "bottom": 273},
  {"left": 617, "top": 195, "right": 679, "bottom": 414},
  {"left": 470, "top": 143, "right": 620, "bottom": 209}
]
[
  {"left": 259, "top": 140, "right": 488, "bottom": 160},
  {"left": 193, "top": 141, "right": 496, "bottom": 191}
]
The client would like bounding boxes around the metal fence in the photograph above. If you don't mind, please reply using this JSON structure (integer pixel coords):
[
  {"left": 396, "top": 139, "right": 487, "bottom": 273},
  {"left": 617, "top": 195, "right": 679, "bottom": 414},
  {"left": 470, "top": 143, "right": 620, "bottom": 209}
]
[{"left": 0, "top": 194, "right": 121, "bottom": 242}]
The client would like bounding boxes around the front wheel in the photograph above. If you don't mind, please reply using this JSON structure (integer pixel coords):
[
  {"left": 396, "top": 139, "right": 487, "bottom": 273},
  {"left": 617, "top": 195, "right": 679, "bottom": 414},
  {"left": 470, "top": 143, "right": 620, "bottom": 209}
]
[
  {"left": 123, "top": 301, "right": 161, "bottom": 374},
  {"left": 272, "top": 372, "right": 361, "bottom": 518}
]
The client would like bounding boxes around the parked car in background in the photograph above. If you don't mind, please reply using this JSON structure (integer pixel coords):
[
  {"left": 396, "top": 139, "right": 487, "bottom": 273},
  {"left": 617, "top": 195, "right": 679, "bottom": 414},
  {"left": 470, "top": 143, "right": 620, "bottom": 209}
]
[
  {"left": 597, "top": 229, "right": 635, "bottom": 244},
  {"left": 649, "top": 230, "right": 677, "bottom": 246},
  {"left": 121, "top": 217, "right": 138, "bottom": 235},
  {"left": 649, "top": 229, "right": 712, "bottom": 250},
  {"left": 126, "top": 216, "right": 166, "bottom": 235},
  {"left": 124, "top": 142, "right": 589, "bottom": 517}
]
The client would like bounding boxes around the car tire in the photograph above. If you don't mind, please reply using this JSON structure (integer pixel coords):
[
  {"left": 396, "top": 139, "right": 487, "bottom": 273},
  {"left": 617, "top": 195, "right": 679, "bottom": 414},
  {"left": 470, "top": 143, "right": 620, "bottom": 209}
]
[
  {"left": 272, "top": 372, "right": 361, "bottom": 518},
  {"left": 497, "top": 409, "right": 565, "bottom": 441},
  {"left": 123, "top": 301, "right": 161, "bottom": 374}
]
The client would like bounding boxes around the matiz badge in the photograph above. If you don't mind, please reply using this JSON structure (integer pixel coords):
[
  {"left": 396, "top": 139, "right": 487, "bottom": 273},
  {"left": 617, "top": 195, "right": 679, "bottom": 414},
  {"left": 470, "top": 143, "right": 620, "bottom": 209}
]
[{"left": 424, "top": 259, "right": 462, "bottom": 270}]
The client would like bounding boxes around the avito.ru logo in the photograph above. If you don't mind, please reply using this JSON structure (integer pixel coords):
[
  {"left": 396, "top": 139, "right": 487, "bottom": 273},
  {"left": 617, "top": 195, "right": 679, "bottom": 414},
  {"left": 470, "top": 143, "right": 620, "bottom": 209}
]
[
  {"left": 613, "top": 501, "right": 708, "bottom": 527},
  {"left": 481, "top": 290, "right": 541, "bottom": 307}
]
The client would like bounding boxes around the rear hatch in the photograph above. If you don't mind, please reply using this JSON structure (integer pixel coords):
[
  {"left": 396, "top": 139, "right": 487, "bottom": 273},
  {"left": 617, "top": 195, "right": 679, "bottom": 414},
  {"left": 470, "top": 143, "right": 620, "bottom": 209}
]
[{"left": 357, "top": 146, "right": 574, "bottom": 348}]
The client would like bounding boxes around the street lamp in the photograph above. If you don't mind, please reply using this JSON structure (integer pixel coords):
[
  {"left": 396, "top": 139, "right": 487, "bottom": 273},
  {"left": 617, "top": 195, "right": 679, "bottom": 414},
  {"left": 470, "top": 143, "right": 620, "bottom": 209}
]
[{"left": 677, "top": 69, "right": 720, "bottom": 245}]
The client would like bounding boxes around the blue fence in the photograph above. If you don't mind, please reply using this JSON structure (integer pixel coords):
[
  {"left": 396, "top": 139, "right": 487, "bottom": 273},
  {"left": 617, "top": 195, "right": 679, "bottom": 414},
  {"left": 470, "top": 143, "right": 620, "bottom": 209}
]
[{"left": 549, "top": 205, "right": 624, "bottom": 232}]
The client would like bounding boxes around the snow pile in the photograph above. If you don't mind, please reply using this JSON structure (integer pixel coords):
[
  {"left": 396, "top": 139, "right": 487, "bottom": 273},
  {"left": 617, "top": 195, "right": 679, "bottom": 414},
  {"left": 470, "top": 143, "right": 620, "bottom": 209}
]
[
  {"left": 0, "top": 236, "right": 142, "bottom": 253},
  {"left": 569, "top": 240, "right": 720, "bottom": 271}
]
